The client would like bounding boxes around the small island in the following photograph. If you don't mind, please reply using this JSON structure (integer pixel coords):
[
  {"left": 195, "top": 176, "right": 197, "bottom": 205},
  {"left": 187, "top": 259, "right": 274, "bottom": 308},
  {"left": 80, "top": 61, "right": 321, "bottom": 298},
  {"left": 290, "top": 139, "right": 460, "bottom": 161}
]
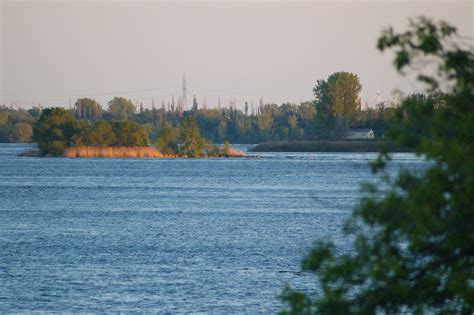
[{"left": 24, "top": 108, "right": 245, "bottom": 158}]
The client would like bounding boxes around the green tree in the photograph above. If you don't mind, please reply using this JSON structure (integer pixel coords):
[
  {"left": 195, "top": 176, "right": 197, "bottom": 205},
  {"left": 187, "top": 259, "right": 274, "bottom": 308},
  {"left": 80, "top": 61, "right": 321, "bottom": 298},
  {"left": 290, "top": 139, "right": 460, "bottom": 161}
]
[
  {"left": 0, "top": 124, "right": 11, "bottom": 142},
  {"left": 108, "top": 97, "right": 136, "bottom": 120},
  {"left": 155, "top": 124, "right": 179, "bottom": 155},
  {"left": 298, "top": 101, "right": 316, "bottom": 139},
  {"left": 9, "top": 123, "right": 33, "bottom": 143},
  {"left": 314, "top": 72, "right": 362, "bottom": 139},
  {"left": 280, "top": 18, "right": 474, "bottom": 314},
  {"left": 288, "top": 114, "right": 298, "bottom": 130},
  {"left": 70, "top": 120, "right": 90, "bottom": 147},
  {"left": 111, "top": 120, "right": 149, "bottom": 147},
  {"left": 179, "top": 116, "right": 205, "bottom": 157},
  {"left": 88, "top": 120, "right": 115, "bottom": 146},
  {"left": 33, "top": 108, "right": 79, "bottom": 156},
  {"left": 75, "top": 98, "right": 102, "bottom": 120},
  {"left": 192, "top": 95, "right": 198, "bottom": 113},
  {"left": 257, "top": 108, "right": 273, "bottom": 133},
  {"left": 217, "top": 119, "right": 228, "bottom": 142}
]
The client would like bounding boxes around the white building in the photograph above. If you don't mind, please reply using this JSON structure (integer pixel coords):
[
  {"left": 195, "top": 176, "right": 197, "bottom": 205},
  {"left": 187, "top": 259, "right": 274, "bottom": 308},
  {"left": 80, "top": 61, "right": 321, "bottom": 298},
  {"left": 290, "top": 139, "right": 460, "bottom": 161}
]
[{"left": 346, "top": 128, "right": 375, "bottom": 140}]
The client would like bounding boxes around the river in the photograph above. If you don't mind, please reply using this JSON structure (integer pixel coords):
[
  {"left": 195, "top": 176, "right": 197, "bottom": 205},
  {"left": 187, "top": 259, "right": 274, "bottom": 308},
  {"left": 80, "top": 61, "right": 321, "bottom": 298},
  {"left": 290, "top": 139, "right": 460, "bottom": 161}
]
[{"left": 0, "top": 144, "right": 426, "bottom": 313}]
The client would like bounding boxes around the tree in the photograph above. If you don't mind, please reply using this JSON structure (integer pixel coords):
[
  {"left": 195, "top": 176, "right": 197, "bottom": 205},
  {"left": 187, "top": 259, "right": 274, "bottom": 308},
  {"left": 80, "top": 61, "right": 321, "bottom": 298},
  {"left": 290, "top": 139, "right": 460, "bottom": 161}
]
[
  {"left": 75, "top": 98, "right": 102, "bottom": 120},
  {"left": 280, "top": 18, "right": 474, "bottom": 314},
  {"left": 0, "top": 124, "right": 11, "bottom": 142},
  {"left": 9, "top": 123, "right": 33, "bottom": 143},
  {"left": 257, "top": 107, "right": 273, "bottom": 132},
  {"left": 32, "top": 108, "right": 79, "bottom": 156},
  {"left": 87, "top": 120, "right": 115, "bottom": 147},
  {"left": 314, "top": 72, "right": 362, "bottom": 139},
  {"left": 70, "top": 120, "right": 90, "bottom": 147},
  {"left": 299, "top": 101, "right": 316, "bottom": 139},
  {"left": 192, "top": 95, "right": 198, "bottom": 112},
  {"left": 179, "top": 116, "right": 205, "bottom": 157},
  {"left": 155, "top": 124, "right": 179, "bottom": 155},
  {"left": 111, "top": 120, "right": 149, "bottom": 147},
  {"left": 217, "top": 119, "right": 228, "bottom": 142},
  {"left": 108, "top": 97, "right": 136, "bottom": 120}
]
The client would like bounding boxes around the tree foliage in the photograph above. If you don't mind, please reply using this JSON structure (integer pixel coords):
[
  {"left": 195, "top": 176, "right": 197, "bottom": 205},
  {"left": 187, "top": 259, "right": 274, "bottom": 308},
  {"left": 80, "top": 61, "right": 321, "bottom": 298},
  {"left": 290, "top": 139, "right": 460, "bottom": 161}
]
[
  {"left": 108, "top": 97, "right": 136, "bottom": 120},
  {"left": 179, "top": 116, "right": 206, "bottom": 157},
  {"left": 110, "top": 120, "right": 149, "bottom": 147},
  {"left": 85, "top": 120, "right": 116, "bottom": 147},
  {"left": 0, "top": 106, "right": 36, "bottom": 143},
  {"left": 155, "top": 124, "right": 179, "bottom": 155},
  {"left": 9, "top": 123, "right": 33, "bottom": 143},
  {"left": 75, "top": 98, "right": 102, "bottom": 120},
  {"left": 314, "top": 72, "right": 362, "bottom": 139},
  {"left": 3, "top": 96, "right": 395, "bottom": 145},
  {"left": 280, "top": 18, "right": 474, "bottom": 314},
  {"left": 32, "top": 108, "right": 80, "bottom": 156},
  {"left": 32, "top": 110, "right": 150, "bottom": 155}
]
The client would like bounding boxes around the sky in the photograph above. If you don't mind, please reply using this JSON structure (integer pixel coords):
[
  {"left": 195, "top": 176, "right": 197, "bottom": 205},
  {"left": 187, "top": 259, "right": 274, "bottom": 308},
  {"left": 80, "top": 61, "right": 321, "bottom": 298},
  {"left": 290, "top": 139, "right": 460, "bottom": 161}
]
[{"left": 0, "top": 0, "right": 472, "bottom": 111}]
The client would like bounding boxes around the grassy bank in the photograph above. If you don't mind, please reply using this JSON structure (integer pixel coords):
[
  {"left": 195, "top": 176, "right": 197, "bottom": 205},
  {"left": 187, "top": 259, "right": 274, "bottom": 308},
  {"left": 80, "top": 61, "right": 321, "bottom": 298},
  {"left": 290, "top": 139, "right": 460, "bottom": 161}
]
[{"left": 250, "top": 140, "right": 410, "bottom": 152}]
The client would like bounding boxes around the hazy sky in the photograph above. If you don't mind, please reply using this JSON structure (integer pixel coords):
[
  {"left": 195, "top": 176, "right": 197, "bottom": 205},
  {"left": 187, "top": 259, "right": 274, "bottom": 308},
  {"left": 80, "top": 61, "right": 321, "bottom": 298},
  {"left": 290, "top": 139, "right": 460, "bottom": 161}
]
[{"left": 1, "top": 0, "right": 472, "bottom": 110}]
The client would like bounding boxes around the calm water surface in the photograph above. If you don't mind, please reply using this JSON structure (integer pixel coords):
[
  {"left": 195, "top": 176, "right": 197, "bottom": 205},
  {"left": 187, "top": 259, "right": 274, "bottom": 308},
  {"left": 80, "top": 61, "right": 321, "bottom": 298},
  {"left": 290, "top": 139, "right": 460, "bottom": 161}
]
[{"left": 0, "top": 144, "right": 425, "bottom": 313}]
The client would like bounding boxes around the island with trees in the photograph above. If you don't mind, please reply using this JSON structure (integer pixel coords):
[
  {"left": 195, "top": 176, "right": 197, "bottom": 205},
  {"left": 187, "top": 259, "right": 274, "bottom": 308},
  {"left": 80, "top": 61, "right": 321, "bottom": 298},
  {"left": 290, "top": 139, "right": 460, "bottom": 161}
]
[{"left": 21, "top": 107, "right": 245, "bottom": 158}]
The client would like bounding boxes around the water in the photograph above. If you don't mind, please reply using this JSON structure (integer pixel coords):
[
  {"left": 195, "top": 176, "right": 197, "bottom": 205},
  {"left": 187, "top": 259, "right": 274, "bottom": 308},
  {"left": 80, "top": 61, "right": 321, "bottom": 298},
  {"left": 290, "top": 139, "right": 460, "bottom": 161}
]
[{"left": 0, "top": 144, "right": 426, "bottom": 313}]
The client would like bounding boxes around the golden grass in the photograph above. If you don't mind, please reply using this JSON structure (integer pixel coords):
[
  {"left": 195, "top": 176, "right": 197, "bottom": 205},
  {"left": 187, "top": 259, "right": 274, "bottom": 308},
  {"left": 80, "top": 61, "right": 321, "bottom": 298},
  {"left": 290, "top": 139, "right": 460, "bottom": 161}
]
[
  {"left": 64, "top": 146, "right": 169, "bottom": 158},
  {"left": 224, "top": 148, "right": 246, "bottom": 157},
  {"left": 63, "top": 146, "right": 247, "bottom": 158}
]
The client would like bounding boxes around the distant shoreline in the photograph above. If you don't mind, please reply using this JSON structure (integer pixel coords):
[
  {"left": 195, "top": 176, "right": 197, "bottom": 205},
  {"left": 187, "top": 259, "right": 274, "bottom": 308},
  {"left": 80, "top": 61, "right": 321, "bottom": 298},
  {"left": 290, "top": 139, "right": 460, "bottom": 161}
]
[{"left": 250, "top": 140, "right": 411, "bottom": 153}]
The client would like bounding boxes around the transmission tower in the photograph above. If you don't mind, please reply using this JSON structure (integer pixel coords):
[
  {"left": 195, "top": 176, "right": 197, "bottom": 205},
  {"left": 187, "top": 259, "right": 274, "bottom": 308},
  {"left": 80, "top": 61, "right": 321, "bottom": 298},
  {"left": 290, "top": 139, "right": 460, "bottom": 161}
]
[{"left": 182, "top": 73, "right": 187, "bottom": 110}]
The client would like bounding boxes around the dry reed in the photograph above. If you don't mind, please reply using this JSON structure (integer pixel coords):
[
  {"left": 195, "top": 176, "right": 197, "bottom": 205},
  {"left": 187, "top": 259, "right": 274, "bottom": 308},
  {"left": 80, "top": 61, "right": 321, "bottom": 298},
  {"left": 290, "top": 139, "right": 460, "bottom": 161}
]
[
  {"left": 224, "top": 148, "right": 246, "bottom": 157},
  {"left": 64, "top": 146, "right": 169, "bottom": 158},
  {"left": 64, "top": 146, "right": 247, "bottom": 158}
]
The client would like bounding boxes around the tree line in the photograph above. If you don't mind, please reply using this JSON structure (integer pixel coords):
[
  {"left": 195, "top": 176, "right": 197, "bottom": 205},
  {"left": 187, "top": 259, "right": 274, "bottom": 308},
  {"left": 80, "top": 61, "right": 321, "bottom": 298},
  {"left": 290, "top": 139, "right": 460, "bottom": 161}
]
[{"left": 1, "top": 79, "right": 400, "bottom": 145}]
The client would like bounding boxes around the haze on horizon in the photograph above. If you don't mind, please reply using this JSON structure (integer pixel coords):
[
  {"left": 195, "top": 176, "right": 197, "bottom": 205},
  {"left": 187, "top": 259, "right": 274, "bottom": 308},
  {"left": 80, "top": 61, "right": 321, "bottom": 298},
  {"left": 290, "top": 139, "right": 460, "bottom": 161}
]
[{"left": 0, "top": 0, "right": 472, "bottom": 110}]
